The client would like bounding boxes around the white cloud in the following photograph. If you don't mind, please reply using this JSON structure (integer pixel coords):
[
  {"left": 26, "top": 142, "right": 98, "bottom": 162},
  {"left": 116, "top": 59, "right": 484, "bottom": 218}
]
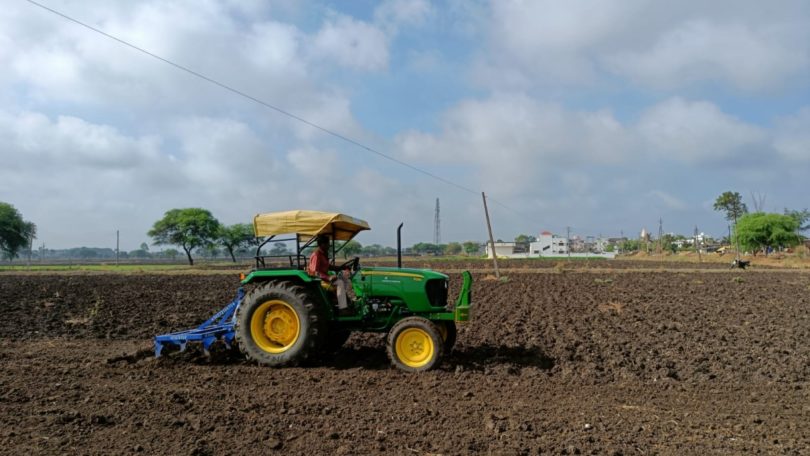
[
  {"left": 311, "top": 14, "right": 389, "bottom": 71},
  {"left": 395, "top": 93, "right": 631, "bottom": 196},
  {"left": 636, "top": 97, "right": 767, "bottom": 164},
  {"left": 1, "top": 111, "right": 159, "bottom": 172},
  {"left": 374, "top": 0, "right": 433, "bottom": 33},
  {"left": 474, "top": 0, "right": 810, "bottom": 92},
  {"left": 607, "top": 20, "right": 810, "bottom": 91}
]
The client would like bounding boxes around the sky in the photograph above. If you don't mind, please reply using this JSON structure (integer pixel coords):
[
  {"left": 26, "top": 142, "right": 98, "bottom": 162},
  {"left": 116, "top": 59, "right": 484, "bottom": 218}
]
[{"left": 1, "top": 0, "right": 809, "bottom": 251}]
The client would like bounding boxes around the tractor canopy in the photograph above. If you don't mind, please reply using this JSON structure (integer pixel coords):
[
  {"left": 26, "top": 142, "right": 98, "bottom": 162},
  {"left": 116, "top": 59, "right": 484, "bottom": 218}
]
[{"left": 253, "top": 210, "right": 370, "bottom": 242}]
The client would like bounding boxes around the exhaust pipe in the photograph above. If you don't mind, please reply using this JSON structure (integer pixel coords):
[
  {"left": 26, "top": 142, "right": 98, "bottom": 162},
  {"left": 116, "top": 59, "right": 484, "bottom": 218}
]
[{"left": 397, "top": 222, "right": 403, "bottom": 268}]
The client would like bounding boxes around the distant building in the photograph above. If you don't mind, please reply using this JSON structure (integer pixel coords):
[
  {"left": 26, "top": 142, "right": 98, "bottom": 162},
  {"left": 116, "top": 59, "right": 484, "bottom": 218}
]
[
  {"left": 530, "top": 231, "right": 569, "bottom": 255},
  {"left": 485, "top": 242, "right": 517, "bottom": 258},
  {"left": 487, "top": 231, "right": 615, "bottom": 259}
]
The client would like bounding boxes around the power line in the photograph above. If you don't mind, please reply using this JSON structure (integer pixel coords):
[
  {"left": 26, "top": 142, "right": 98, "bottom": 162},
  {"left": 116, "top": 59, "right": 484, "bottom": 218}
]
[
  {"left": 25, "top": 0, "right": 478, "bottom": 195},
  {"left": 25, "top": 0, "right": 545, "bottom": 227}
]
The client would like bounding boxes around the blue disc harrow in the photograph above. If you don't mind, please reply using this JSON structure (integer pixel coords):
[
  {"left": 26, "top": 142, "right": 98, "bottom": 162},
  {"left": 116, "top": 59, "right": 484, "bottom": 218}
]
[{"left": 154, "top": 288, "right": 244, "bottom": 357}]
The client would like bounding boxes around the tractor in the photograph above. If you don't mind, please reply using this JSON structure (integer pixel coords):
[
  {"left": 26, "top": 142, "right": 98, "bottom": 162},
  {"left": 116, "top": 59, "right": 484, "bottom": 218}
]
[{"left": 154, "top": 210, "right": 473, "bottom": 372}]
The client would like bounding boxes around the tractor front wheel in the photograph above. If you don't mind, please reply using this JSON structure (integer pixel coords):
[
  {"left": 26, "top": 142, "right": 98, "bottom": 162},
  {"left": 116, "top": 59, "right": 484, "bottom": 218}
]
[
  {"left": 387, "top": 317, "right": 443, "bottom": 372},
  {"left": 235, "top": 281, "right": 323, "bottom": 366}
]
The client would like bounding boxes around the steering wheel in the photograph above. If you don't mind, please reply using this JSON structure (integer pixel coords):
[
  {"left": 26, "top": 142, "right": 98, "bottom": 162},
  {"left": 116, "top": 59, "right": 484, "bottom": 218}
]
[{"left": 338, "top": 256, "right": 361, "bottom": 277}]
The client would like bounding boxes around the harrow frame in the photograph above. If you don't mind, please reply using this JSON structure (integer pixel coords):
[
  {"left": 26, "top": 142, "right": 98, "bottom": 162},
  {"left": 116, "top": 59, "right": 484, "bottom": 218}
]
[{"left": 154, "top": 288, "right": 244, "bottom": 357}]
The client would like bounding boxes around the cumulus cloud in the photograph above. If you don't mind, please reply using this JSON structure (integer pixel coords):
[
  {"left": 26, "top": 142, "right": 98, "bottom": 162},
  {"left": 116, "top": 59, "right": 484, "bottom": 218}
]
[
  {"left": 474, "top": 0, "right": 810, "bottom": 92},
  {"left": 311, "top": 14, "right": 389, "bottom": 71},
  {"left": 636, "top": 97, "right": 768, "bottom": 164},
  {"left": 374, "top": 0, "right": 434, "bottom": 33},
  {"left": 395, "top": 93, "right": 631, "bottom": 196},
  {"left": 1, "top": 111, "right": 159, "bottom": 172},
  {"left": 606, "top": 20, "right": 810, "bottom": 91}
]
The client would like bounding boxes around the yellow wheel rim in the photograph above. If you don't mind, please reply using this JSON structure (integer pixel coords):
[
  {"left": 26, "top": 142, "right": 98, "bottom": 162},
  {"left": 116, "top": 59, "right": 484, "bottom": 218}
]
[
  {"left": 250, "top": 300, "right": 300, "bottom": 353},
  {"left": 395, "top": 328, "right": 435, "bottom": 368}
]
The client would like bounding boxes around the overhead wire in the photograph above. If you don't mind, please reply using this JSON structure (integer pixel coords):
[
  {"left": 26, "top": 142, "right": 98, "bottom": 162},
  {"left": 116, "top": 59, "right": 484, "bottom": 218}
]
[{"left": 25, "top": 0, "right": 544, "bottom": 227}]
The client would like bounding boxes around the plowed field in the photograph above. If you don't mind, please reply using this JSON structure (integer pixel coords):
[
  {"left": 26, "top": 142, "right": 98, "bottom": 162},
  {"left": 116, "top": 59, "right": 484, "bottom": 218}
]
[{"left": 2, "top": 267, "right": 809, "bottom": 454}]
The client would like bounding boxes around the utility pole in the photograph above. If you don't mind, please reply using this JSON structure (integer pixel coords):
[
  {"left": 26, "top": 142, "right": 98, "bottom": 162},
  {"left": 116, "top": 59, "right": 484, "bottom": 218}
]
[
  {"left": 26, "top": 236, "right": 32, "bottom": 268},
  {"left": 657, "top": 217, "right": 663, "bottom": 255},
  {"left": 694, "top": 225, "right": 702, "bottom": 262},
  {"left": 566, "top": 226, "right": 571, "bottom": 259},
  {"left": 481, "top": 192, "right": 500, "bottom": 279},
  {"left": 433, "top": 198, "right": 441, "bottom": 246},
  {"left": 116, "top": 230, "right": 120, "bottom": 266}
]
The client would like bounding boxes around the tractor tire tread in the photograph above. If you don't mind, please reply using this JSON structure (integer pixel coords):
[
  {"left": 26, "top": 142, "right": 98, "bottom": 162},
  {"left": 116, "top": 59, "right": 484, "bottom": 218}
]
[{"left": 234, "top": 280, "right": 325, "bottom": 367}]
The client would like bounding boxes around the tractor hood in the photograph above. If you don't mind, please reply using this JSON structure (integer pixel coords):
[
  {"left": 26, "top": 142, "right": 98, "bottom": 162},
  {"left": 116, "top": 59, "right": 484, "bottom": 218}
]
[{"left": 359, "top": 266, "right": 448, "bottom": 281}]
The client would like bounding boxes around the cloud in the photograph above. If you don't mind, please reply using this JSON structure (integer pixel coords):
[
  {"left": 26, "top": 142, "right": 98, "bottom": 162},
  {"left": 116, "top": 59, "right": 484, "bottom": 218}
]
[
  {"left": 636, "top": 97, "right": 768, "bottom": 164},
  {"left": 395, "top": 93, "right": 631, "bottom": 196},
  {"left": 374, "top": 0, "right": 434, "bottom": 33},
  {"left": 773, "top": 108, "right": 810, "bottom": 162},
  {"left": 311, "top": 14, "right": 389, "bottom": 71},
  {"left": 606, "top": 19, "right": 810, "bottom": 91},
  {"left": 473, "top": 0, "right": 810, "bottom": 92},
  {"left": 1, "top": 111, "right": 159, "bottom": 172}
]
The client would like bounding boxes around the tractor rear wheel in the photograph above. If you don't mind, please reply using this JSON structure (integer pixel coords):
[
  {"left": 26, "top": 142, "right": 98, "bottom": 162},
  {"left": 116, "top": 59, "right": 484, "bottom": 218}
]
[
  {"left": 387, "top": 317, "right": 443, "bottom": 372},
  {"left": 235, "top": 281, "right": 323, "bottom": 366}
]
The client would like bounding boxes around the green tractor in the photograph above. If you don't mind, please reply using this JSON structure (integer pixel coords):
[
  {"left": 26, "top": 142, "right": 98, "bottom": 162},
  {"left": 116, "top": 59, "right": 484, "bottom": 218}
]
[{"left": 154, "top": 210, "right": 472, "bottom": 372}]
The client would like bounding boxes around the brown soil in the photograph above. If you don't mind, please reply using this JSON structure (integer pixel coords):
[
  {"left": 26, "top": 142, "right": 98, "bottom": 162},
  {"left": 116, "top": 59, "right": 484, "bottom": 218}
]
[{"left": 2, "top": 269, "right": 809, "bottom": 454}]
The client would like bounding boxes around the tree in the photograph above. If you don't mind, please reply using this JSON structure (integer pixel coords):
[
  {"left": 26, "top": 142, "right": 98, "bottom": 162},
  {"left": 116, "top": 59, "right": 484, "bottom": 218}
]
[
  {"left": 714, "top": 191, "right": 748, "bottom": 258},
  {"left": 164, "top": 248, "right": 179, "bottom": 260},
  {"left": 148, "top": 208, "right": 221, "bottom": 266},
  {"left": 620, "top": 239, "right": 640, "bottom": 252},
  {"left": 462, "top": 241, "right": 480, "bottom": 256},
  {"left": 270, "top": 242, "right": 290, "bottom": 255},
  {"left": 714, "top": 191, "right": 748, "bottom": 222},
  {"left": 736, "top": 213, "right": 800, "bottom": 255},
  {"left": 412, "top": 242, "right": 440, "bottom": 255},
  {"left": 218, "top": 223, "right": 255, "bottom": 262},
  {"left": 129, "top": 248, "right": 150, "bottom": 258},
  {"left": 444, "top": 242, "right": 462, "bottom": 255},
  {"left": 0, "top": 202, "right": 36, "bottom": 260},
  {"left": 339, "top": 240, "right": 362, "bottom": 259},
  {"left": 784, "top": 208, "right": 810, "bottom": 234}
]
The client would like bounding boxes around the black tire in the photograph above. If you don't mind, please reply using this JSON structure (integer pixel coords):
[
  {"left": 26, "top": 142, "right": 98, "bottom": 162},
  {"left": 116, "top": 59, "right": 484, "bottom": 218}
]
[
  {"left": 437, "top": 321, "right": 457, "bottom": 354},
  {"left": 387, "top": 317, "right": 444, "bottom": 372},
  {"left": 235, "top": 281, "right": 324, "bottom": 366}
]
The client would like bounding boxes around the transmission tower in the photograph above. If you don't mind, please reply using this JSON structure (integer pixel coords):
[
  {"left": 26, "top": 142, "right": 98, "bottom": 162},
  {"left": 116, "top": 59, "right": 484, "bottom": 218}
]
[{"left": 433, "top": 198, "right": 441, "bottom": 245}]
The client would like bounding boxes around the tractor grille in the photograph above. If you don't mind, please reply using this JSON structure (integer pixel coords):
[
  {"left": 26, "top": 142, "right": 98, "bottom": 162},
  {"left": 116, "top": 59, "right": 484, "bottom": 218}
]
[{"left": 425, "top": 278, "right": 448, "bottom": 308}]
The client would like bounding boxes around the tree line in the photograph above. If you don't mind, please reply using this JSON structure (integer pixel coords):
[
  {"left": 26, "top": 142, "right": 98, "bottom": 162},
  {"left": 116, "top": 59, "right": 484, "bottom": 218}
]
[
  {"left": 147, "top": 208, "right": 485, "bottom": 265},
  {"left": 4, "top": 200, "right": 806, "bottom": 265}
]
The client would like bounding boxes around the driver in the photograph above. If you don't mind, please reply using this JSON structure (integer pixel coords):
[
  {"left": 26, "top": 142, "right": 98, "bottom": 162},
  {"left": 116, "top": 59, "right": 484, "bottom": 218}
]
[{"left": 307, "top": 235, "right": 352, "bottom": 315}]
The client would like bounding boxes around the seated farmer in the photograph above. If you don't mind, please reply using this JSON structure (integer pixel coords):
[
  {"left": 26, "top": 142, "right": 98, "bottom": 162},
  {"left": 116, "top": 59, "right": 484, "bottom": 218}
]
[{"left": 307, "top": 235, "right": 351, "bottom": 314}]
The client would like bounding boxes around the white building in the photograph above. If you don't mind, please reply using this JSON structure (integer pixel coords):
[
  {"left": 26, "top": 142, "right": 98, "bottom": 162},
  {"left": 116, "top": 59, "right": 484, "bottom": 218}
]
[
  {"left": 486, "top": 232, "right": 615, "bottom": 259},
  {"left": 485, "top": 242, "right": 517, "bottom": 258},
  {"left": 530, "top": 231, "right": 569, "bottom": 255}
]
